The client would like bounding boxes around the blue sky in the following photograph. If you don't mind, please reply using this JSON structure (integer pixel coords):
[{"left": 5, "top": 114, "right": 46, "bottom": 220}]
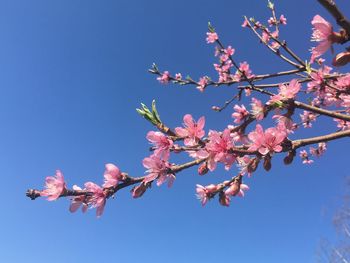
[{"left": 1, "top": 0, "right": 350, "bottom": 262}]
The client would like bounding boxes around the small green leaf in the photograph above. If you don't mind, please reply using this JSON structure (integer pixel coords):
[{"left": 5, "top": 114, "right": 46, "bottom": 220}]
[
  {"left": 305, "top": 61, "right": 312, "bottom": 74},
  {"left": 267, "top": 1, "right": 274, "bottom": 10},
  {"left": 208, "top": 22, "right": 215, "bottom": 33},
  {"left": 151, "top": 100, "right": 161, "bottom": 123}
]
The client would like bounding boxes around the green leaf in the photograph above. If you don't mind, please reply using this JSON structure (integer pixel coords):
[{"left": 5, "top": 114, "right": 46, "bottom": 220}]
[
  {"left": 208, "top": 22, "right": 215, "bottom": 33},
  {"left": 267, "top": 1, "right": 274, "bottom": 10},
  {"left": 151, "top": 100, "right": 161, "bottom": 123}
]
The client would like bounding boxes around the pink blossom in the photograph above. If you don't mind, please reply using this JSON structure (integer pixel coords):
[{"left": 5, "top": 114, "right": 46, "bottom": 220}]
[
  {"left": 300, "top": 111, "right": 317, "bottom": 128},
  {"left": 197, "top": 76, "right": 209, "bottom": 92},
  {"left": 248, "top": 124, "right": 287, "bottom": 155},
  {"left": 233, "top": 62, "right": 255, "bottom": 81},
  {"left": 241, "top": 18, "right": 249, "bottom": 28},
  {"left": 272, "top": 114, "right": 296, "bottom": 134},
  {"left": 340, "top": 94, "right": 350, "bottom": 108},
  {"left": 269, "top": 79, "right": 301, "bottom": 103},
  {"left": 205, "top": 129, "right": 237, "bottom": 171},
  {"left": 239, "top": 61, "right": 254, "bottom": 79},
  {"left": 84, "top": 182, "right": 106, "bottom": 217},
  {"left": 310, "top": 15, "right": 335, "bottom": 63},
  {"left": 147, "top": 131, "right": 173, "bottom": 159},
  {"left": 40, "top": 170, "right": 66, "bottom": 201},
  {"left": 250, "top": 98, "right": 264, "bottom": 121},
  {"left": 232, "top": 104, "right": 249, "bottom": 123},
  {"left": 236, "top": 155, "right": 253, "bottom": 176},
  {"left": 195, "top": 184, "right": 218, "bottom": 206},
  {"left": 102, "top": 163, "right": 122, "bottom": 188},
  {"left": 307, "top": 66, "right": 332, "bottom": 93},
  {"left": 271, "top": 41, "right": 280, "bottom": 49},
  {"left": 206, "top": 32, "right": 218, "bottom": 43},
  {"left": 334, "top": 118, "right": 350, "bottom": 130},
  {"left": 309, "top": 142, "right": 327, "bottom": 157},
  {"left": 175, "top": 114, "right": 205, "bottom": 146},
  {"left": 224, "top": 46, "right": 235, "bottom": 56},
  {"left": 268, "top": 17, "right": 275, "bottom": 26},
  {"left": 69, "top": 185, "right": 88, "bottom": 213},
  {"left": 175, "top": 73, "right": 182, "bottom": 80},
  {"left": 157, "top": 71, "right": 170, "bottom": 84},
  {"left": 299, "top": 150, "right": 314, "bottom": 164},
  {"left": 143, "top": 154, "right": 174, "bottom": 187},
  {"left": 279, "top": 15, "right": 287, "bottom": 25},
  {"left": 225, "top": 182, "right": 249, "bottom": 197},
  {"left": 262, "top": 30, "right": 270, "bottom": 43},
  {"left": 335, "top": 74, "right": 350, "bottom": 90}
]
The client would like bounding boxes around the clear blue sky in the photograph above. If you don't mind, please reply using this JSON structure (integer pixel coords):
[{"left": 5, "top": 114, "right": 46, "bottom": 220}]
[{"left": 1, "top": 0, "right": 349, "bottom": 262}]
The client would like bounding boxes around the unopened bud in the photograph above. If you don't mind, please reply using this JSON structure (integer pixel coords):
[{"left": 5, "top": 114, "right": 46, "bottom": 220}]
[
  {"left": 247, "top": 158, "right": 260, "bottom": 174},
  {"left": 263, "top": 155, "right": 272, "bottom": 171},
  {"left": 198, "top": 162, "right": 209, "bottom": 175},
  {"left": 225, "top": 181, "right": 240, "bottom": 196},
  {"left": 219, "top": 192, "right": 230, "bottom": 207},
  {"left": 211, "top": 106, "right": 220, "bottom": 111},
  {"left": 131, "top": 183, "right": 148, "bottom": 198},
  {"left": 332, "top": 51, "right": 350, "bottom": 67},
  {"left": 283, "top": 150, "right": 296, "bottom": 165}
]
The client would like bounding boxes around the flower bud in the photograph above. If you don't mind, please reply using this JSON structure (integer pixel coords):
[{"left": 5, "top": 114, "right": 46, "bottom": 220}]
[
  {"left": 247, "top": 158, "right": 259, "bottom": 174},
  {"left": 225, "top": 181, "right": 240, "bottom": 196},
  {"left": 211, "top": 106, "right": 220, "bottom": 111},
  {"left": 263, "top": 155, "right": 272, "bottom": 171},
  {"left": 332, "top": 51, "right": 350, "bottom": 67},
  {"left": 283, "top": 150, "right": 296, "bottom": 165},
  {"left": 198, "top": 162, "right": 209, "bottom": 175},
  {"left": 131, "top": 183, "right": 148, "bottom": 198},
  {"left": 219, "top": 192, "right": 230, "bottom": 207}
]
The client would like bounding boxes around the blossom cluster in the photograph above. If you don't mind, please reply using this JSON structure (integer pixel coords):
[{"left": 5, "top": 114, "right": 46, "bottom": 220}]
[{"left": 29, "top": 2, "right": 350, "bottom": 217}]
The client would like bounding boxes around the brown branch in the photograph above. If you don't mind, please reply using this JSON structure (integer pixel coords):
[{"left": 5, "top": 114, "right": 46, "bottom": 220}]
[
  {"left": 244, "top": 17, "right": 304, "bottom": 69},
  {"left": 293, "top": 100, "right": 350, "bottom": 122},
  {"left": 26, "top": 158, "right": 207, "bottom": 201},
  {"left": 293, "top": 128, "right": 350, "bottom": 148}
]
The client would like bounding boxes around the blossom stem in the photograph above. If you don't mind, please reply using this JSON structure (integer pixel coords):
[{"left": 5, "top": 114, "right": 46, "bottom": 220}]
[{"left": 245, "top": 17, "right": 303, "bottom": 68}]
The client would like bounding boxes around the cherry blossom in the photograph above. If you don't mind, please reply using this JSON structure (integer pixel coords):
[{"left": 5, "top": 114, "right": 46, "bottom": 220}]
[
  {"left": 175, "top": 114, "right": 205, "bottom": 146},
  {"left": 205, "top": 129, "right": 237, "bottom": 171},
  {"left": 300, "top": 111, "right": 317, "bottom": 128},
  {"left": 147, "top": 131, "right": 173, "bottom": 159},
  {"left": 300, "top": 150, "right": 314, "bottom": 164},
  {"left": 197, "top": 77, "right": 209, "bottom": 92},
  {"left": 248, "top": 124, "right": 287, "bottom": 155},
  {"left": 196, "top": 184, "right": 218, "bottom": 206},
  {"left": 309, "top": 142, "right": 327, "bottom": 157},
  {"left": 269, "top": 79, "right": 301, "bottom": 103},
  {"left": 40, "top": 170, "right": 66, "bottom": 201},
  {"left": 102, "top": 163, "right": 122, "bottom": 188},
  {"left": 157, "top": 71, "right": 170, "bottom": 84},
  {"left": 206, "top": 32, "right": 218, "bottom": 43},
  {"left": 279, "top": 14, "right": 287, "bottom": 25},
  {"left": 143, "top": 154, "right": 174, "bottom": 187},
  {"left": 250, "top": 98, "right": 264, "bottom": 121},
  {"left": 310, "top": 15, "right": 338, "bottom": 63},
  {"left": 334, "top": 118, "right": 350, "bottom": 130},
  {"left": 69, "top": 185, "right": 88, "bottom": 213},
  {"left": 84, "top": 182, "right": 106, "bottom": 217},
  {"left": 175, "top": 73, "right": 182, "bottom": 80},
  {"left": 232, "top": 104, "right": 249, "bottom": 123}
]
